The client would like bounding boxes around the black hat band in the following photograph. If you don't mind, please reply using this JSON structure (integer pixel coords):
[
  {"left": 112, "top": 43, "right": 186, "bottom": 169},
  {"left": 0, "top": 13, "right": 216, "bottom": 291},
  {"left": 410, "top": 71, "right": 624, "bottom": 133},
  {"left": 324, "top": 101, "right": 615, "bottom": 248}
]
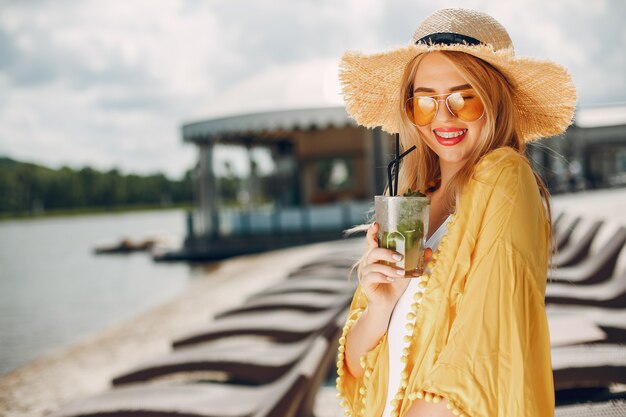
[{"left": 416, "top": 32, "right": 482, "bottom": 46}]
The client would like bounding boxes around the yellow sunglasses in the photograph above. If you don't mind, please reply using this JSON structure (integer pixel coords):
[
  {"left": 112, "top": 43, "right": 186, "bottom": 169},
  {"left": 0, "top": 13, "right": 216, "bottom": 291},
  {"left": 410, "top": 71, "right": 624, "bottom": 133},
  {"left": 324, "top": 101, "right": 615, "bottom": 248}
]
[{"left": 405, "top": 90, "right": 485, "bottom": 126}]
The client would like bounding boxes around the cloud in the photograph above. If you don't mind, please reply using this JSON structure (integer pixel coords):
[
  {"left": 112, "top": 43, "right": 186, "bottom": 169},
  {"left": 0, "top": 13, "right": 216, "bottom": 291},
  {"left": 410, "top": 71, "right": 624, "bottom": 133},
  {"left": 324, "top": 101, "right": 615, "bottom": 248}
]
[
  {"left": 189, "top": 57, "right": 344, "bottom": 120},
  {"left": 483, "top": 0, "right": 625, "bottom": 105},
  {"left": 0, "top": 0, "right": 624, "bottom": 179}
]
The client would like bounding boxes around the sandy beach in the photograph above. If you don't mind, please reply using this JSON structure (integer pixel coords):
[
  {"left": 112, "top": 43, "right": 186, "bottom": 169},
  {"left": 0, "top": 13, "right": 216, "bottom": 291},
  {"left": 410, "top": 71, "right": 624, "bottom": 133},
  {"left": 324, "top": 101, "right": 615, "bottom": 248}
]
[{"left": 0, "top": 237, "right": 361, "bottom": 417}]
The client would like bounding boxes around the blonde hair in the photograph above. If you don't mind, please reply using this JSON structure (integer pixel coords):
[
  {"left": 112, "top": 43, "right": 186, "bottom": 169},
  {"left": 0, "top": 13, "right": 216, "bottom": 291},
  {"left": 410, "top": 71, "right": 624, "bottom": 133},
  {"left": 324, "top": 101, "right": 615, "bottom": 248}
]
[{"left": 347, "top": 50, "right": 554, "bottom": 282}]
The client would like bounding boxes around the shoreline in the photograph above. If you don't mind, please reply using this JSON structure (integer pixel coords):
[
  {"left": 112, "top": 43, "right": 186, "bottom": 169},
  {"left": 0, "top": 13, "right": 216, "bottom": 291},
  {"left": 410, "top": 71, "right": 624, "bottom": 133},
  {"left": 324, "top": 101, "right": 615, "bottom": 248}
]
[
  {"left": 0, "top": 204, "right": 193, "bottom": 222},
  {"left": 0, "top": 238, "right": 360, "bottom": 417}
]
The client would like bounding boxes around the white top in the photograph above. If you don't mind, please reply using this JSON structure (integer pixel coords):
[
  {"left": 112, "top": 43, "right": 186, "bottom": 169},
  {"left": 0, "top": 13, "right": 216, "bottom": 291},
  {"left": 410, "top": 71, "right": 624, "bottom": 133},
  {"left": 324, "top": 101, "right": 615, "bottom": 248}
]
[{"left": 382, "top": 215, "right": 452, "bottom": 417}]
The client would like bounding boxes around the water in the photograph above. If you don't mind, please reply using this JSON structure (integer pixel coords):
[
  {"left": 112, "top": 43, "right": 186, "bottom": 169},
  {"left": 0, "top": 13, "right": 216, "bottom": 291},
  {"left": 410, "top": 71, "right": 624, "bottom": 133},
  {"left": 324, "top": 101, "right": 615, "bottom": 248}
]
[{"left": 0, "top": 209, "right": 203, "bottom": 376}]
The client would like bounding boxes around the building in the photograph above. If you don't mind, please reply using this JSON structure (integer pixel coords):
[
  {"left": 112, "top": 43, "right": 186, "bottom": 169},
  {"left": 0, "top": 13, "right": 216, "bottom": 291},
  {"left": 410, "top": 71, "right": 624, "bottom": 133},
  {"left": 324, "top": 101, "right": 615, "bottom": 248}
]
[
  {"left": 528, "top": 104, "right": 626, "bottom": 193},
  {"left": 157, "top": 105, "right": 394, "bottom": 261}
]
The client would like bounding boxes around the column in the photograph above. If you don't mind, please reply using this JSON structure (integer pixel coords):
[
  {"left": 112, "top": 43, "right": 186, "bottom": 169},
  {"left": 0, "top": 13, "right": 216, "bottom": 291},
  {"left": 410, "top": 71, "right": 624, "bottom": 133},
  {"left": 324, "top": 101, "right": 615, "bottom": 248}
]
[
  {"left": 366, "top": 127, "right": 388, "bottom": 196},
  {"left": 198, "top": 142, "right": 219, "bottom": 239},
  {"left": 245, "top": 142, "right": 259, "bottom": 208},
  {"left": 364, "top": 128, "right": 376, "bottom": 198}
]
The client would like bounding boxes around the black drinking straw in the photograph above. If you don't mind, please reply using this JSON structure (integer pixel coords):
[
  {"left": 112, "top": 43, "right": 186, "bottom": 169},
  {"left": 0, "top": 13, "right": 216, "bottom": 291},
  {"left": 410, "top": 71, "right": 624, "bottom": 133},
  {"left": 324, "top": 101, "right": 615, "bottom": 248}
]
[
  {"left": 387, "top": 132, "right": 416, "bottom": 196},
  {"left": 394, "top": 133, "right": 400, "bottom": 197},
  {"left": 387, "top": 159, "right": 395, "bottom": 196}
]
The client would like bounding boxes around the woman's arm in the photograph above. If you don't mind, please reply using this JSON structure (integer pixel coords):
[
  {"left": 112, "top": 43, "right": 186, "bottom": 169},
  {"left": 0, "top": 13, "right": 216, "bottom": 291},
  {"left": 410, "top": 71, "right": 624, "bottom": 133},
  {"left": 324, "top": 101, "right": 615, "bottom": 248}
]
[
  {"left": 344, "top": 222, "right": 419, "bottom": 378},
  {"left": 344, "top": 302, "right": 393, "bottom": 378},
  {"left": 404, "top": 398, "right": 456, "bottom": 417}
]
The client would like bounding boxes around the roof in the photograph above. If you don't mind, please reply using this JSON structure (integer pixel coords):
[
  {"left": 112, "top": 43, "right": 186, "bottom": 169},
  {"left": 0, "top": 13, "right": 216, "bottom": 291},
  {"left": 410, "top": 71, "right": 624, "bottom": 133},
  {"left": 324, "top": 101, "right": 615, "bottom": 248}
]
[
  {"left": 182, "top": 106, "right": 357, "bottom": 143},
  {"left": 574, "top": 104, "right": 626, "bottom": 128}
]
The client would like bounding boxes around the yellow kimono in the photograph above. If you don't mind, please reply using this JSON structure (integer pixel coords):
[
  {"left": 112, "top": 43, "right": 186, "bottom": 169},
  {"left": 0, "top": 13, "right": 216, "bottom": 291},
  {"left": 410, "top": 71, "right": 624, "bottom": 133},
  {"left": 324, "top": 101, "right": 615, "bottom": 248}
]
[{"left": 336, "top": 146, "right": 554, "bottom": 417}]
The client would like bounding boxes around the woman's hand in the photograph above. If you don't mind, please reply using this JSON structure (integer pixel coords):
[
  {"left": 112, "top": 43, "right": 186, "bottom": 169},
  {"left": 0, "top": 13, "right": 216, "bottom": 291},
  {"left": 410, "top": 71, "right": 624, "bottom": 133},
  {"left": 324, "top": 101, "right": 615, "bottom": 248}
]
[{"left": 359, "top": 222, "right": 433, "bottom": 309}]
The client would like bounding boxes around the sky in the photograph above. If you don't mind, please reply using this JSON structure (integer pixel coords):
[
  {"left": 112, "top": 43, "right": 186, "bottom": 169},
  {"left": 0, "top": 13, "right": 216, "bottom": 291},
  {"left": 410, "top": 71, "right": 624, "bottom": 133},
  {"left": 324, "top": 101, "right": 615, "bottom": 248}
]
[{"left": 0, "top": 0, "right": 625, "bottom": 179}]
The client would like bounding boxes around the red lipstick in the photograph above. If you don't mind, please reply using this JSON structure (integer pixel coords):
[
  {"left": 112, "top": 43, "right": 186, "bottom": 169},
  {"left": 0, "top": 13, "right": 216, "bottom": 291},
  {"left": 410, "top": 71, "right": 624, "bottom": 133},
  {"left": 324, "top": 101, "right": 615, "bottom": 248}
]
[{"left": 433, "top": 128, "right": 467, "bottom": 146}]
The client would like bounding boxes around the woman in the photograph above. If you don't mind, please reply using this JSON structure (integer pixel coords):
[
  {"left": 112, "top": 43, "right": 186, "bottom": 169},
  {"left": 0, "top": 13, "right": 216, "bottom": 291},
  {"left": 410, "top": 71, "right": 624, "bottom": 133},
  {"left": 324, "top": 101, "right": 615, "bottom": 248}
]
[{"left": 335, "top": 8, "right": 576, "bottom": 417}]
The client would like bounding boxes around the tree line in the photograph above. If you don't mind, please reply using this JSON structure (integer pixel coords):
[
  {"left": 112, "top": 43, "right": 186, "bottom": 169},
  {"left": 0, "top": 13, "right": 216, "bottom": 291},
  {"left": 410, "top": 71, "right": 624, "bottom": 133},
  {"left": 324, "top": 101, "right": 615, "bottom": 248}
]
[{"left": 0, "top": 156, "right": 194, "bottom": 216}]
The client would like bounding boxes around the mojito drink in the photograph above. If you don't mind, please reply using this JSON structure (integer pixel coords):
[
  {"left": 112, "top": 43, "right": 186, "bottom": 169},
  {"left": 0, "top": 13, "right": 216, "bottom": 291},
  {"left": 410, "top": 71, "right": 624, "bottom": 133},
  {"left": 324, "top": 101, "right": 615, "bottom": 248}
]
[{"left": 375, "top": 193, "right": 429, "bottom": 277}]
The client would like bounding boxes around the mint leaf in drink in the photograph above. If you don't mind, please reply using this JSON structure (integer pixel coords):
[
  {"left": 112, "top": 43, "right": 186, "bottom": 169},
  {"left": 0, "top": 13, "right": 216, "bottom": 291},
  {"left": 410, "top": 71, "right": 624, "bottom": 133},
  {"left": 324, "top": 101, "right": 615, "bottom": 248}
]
[{"left": 402, "top": 188, "right": 427, "bottom": 197}]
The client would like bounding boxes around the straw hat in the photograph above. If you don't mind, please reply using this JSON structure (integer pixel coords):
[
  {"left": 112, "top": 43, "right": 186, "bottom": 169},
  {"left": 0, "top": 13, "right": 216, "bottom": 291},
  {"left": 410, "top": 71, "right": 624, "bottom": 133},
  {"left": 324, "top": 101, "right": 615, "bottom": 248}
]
[{"left": 339, "top": 8, "right": 577, "bottom": 141}]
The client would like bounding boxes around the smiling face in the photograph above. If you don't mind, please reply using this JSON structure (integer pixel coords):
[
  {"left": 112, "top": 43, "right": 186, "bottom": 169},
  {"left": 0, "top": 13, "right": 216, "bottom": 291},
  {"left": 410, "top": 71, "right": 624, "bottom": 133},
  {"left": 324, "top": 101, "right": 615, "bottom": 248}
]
[{"left": 411, "top": 52, "right": 487, "bottom": 167}]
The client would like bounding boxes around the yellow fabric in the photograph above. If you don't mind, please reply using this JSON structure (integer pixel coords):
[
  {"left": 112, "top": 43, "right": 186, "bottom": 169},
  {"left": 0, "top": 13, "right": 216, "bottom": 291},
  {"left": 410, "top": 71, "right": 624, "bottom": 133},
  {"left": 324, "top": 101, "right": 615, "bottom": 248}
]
[{"left": 336, "top": 146, "right": 554, "bottom": 417}]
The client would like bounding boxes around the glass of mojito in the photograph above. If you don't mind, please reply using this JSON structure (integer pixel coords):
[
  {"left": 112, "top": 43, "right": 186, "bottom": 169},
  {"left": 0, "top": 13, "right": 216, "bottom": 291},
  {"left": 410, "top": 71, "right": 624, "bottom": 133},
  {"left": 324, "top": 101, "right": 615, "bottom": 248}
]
[{"left": 375, "top": 191, "right": 430, "bottom": 277}]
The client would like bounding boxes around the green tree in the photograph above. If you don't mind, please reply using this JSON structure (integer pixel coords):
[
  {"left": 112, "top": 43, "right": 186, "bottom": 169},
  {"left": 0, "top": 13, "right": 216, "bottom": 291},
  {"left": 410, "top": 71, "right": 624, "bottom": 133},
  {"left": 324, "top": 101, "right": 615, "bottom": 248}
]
[{"left": 0, "top": 156, "right": 193, "bottom": 216}]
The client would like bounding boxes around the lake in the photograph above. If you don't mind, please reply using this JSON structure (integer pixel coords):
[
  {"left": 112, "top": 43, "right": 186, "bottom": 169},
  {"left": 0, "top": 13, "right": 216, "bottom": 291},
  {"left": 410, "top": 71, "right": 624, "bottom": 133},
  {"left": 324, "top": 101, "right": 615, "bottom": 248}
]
[{"left": 0, "top": 209, "right": 208, "bottom": 375}]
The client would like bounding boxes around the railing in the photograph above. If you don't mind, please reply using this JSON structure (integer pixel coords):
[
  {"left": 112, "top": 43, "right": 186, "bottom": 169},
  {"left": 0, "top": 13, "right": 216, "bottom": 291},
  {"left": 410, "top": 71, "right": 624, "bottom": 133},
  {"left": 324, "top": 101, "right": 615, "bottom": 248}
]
[{"left": 216, "top": 201, "right": 373, "bottom": 237}]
